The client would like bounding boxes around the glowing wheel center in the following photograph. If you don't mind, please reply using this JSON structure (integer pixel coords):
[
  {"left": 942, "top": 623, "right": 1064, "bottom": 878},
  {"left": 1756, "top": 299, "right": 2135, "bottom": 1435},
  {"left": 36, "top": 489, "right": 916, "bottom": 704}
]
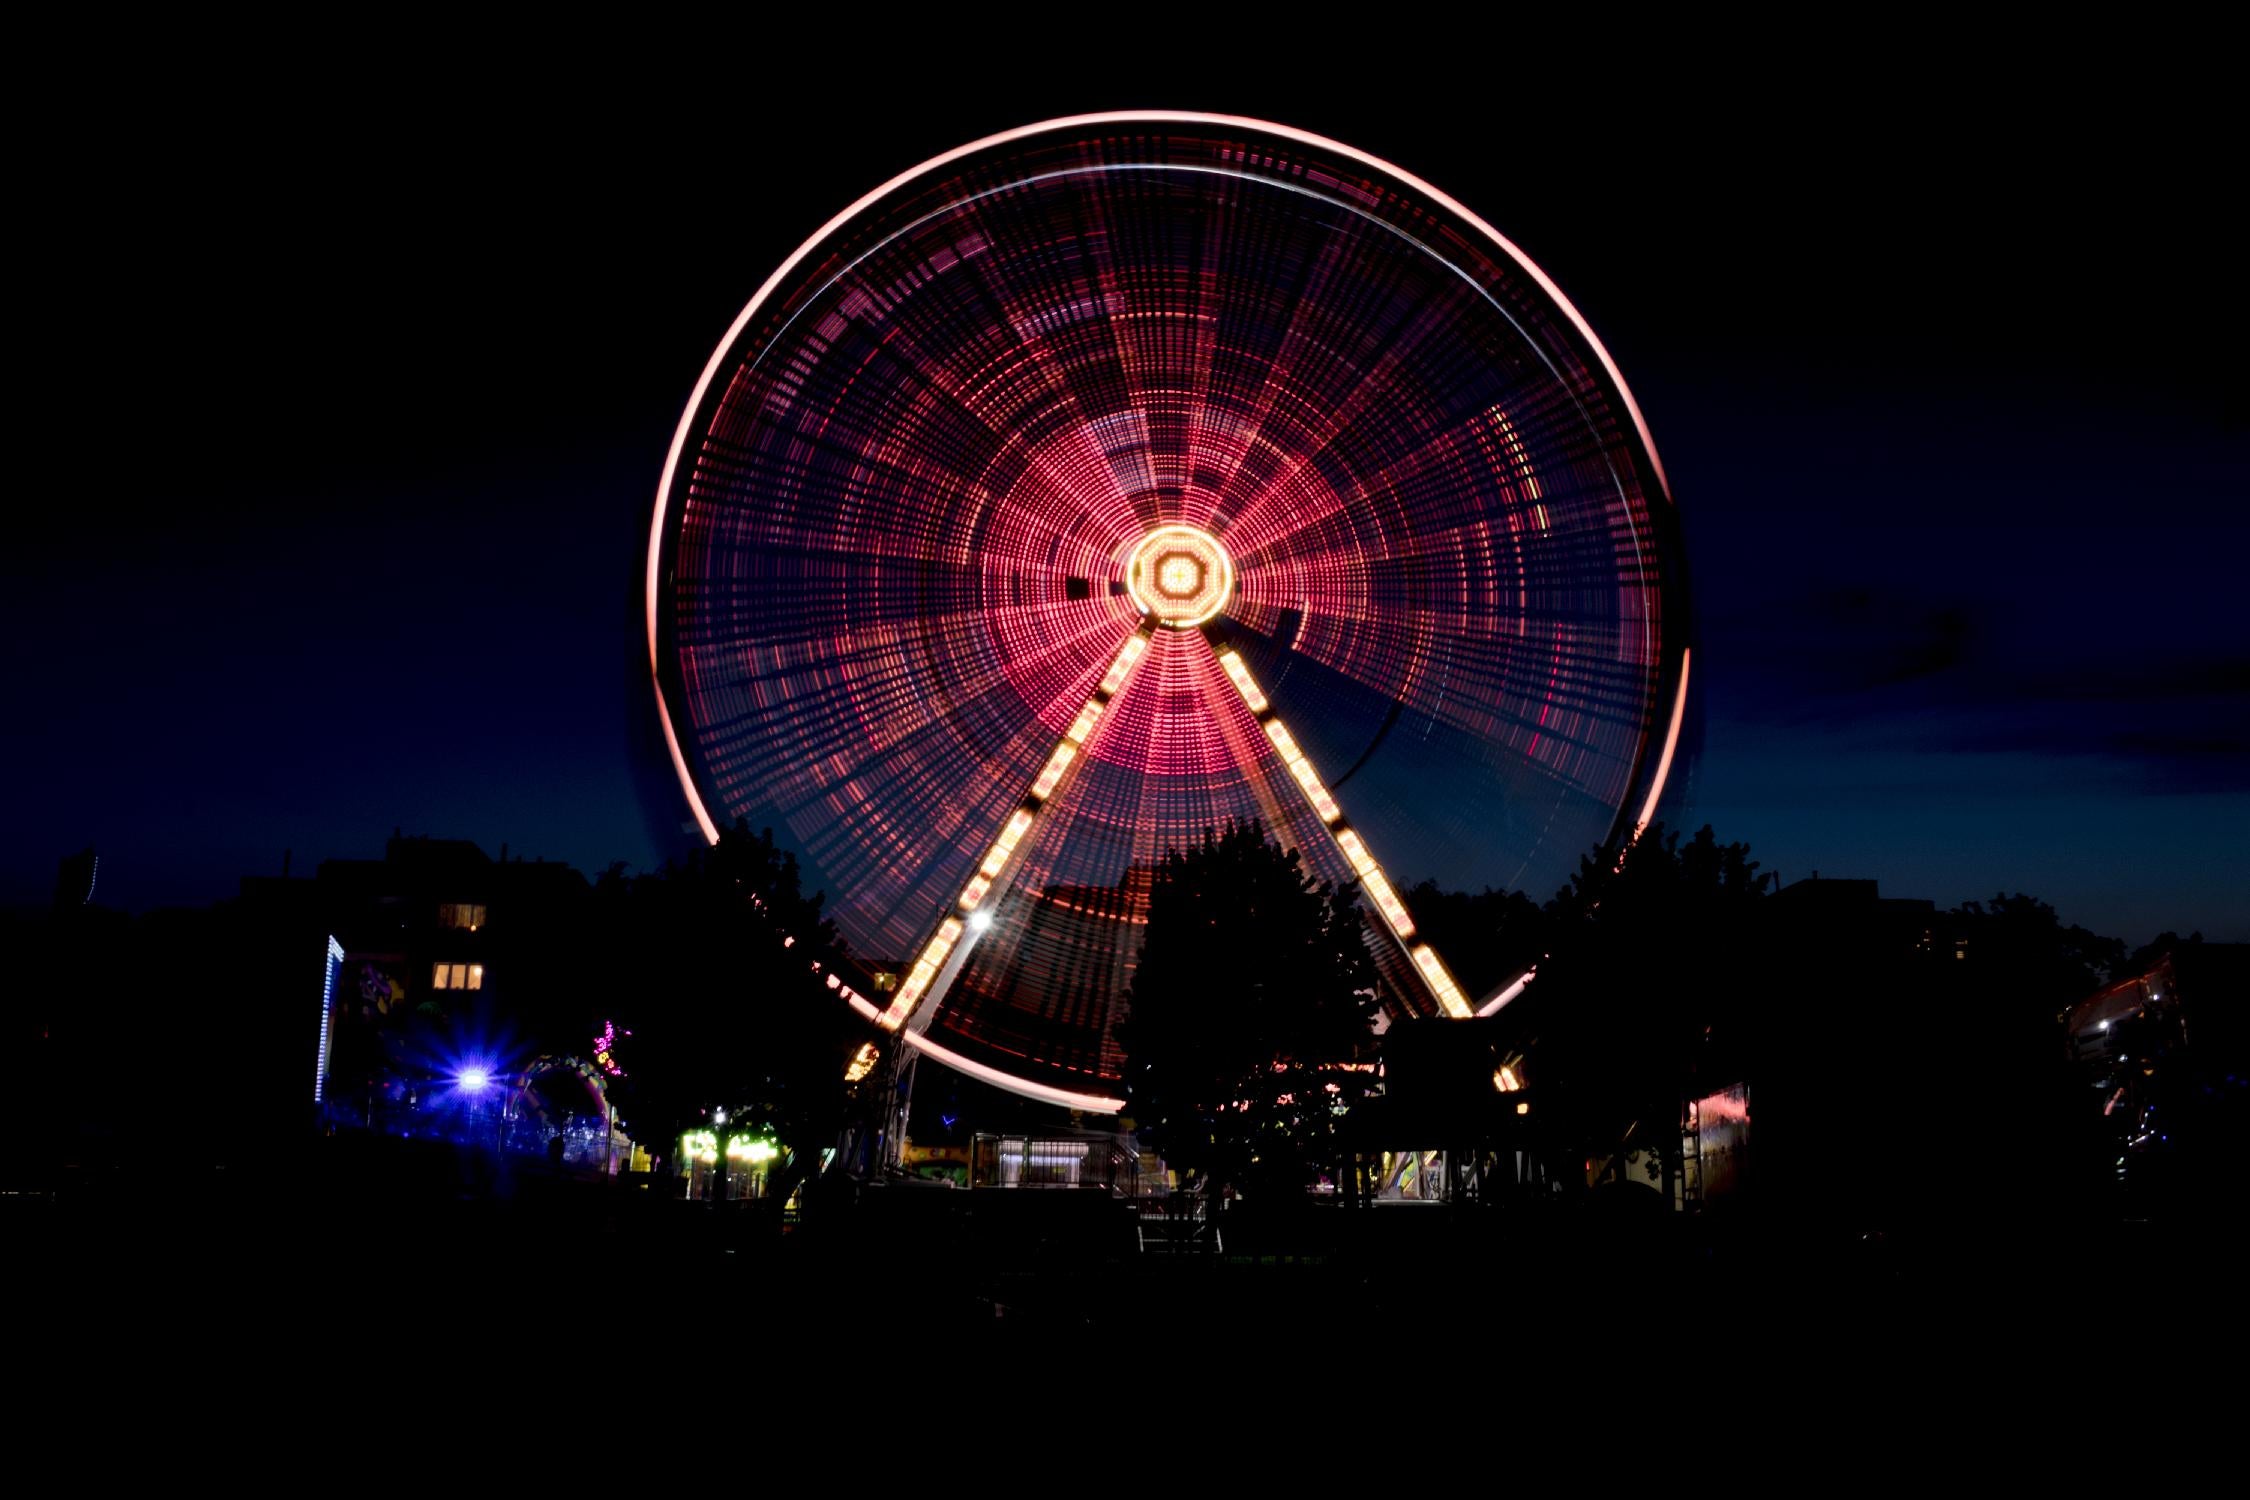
[
  {"left": 1126, "top": 524, "right": 1233, "bottom": 628},
  {"left": 647, "top": 114, "right": 1694, "bottom": 1111}
]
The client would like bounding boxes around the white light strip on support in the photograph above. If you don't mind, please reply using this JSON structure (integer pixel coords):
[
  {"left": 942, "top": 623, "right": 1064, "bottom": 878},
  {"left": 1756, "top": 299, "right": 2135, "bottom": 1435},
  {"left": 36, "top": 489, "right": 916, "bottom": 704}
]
[
  {"left": 1029, "top": 742, "right": 1077, "bottom": 800},
  {"left": 1216, "top": 648, "right": 1268, "bottom": 713},
  {"left": 1334, "top": 830, "right": 1416, "bottom": 938},
  {"left": 1210, "top": 638, "right": 1472, "bottom": 1018},
  {"left": 879, "top": 916, "right": 964, "bottom": 1029},
  {"left": 1264, "top": 721, "right": 1342, "bottom": 823},
  {"left": 1098, "top": 634, "right": 1147, "bottom": 695},
  {"left": 872, "top": 624, "right": 1153, "bottom": 1035},
  {"left": 1411, "top": 945, "right": 1471, "bottom": 1017},
  {"left": 976, "top": 810, "right": 1036, "bottom": 884},
  {"left": 903, "top": 1030, "right": 1125, "bottom": 1113}
]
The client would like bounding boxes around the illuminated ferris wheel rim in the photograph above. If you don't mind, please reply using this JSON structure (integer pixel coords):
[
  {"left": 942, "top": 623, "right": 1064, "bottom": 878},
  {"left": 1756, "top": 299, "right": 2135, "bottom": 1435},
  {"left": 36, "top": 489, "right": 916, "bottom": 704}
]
[
  {"left": 646, "top": 110, "right": 1683, "bottom": 846},
  {"left": 646, "top": 112, "right": 1693, "bottom": 1109}
]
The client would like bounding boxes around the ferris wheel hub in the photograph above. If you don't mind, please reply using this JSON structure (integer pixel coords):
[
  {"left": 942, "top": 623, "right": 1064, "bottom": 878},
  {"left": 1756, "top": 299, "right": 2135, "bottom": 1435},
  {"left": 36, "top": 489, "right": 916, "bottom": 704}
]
[
  {"left": 647, "top": 115, "right": 1691, "bottom": 1107},
  {"left": 1126, "top": 524, "right": 1233, "bottom": 628}
]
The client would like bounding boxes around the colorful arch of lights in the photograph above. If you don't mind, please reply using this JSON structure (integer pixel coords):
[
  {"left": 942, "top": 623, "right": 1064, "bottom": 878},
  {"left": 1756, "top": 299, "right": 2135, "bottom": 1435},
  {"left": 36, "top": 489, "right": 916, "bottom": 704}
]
[
  {"left": 649, "top": 114, "right": 1690, "bottom": 1111},
  {"left": 509, "top": 1055, "right": 608, "bottom": 1120}
]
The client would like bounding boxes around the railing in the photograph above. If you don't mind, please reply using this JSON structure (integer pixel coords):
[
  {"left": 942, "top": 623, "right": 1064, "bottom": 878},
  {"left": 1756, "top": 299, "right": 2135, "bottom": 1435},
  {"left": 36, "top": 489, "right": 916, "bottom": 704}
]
[
  {"left": 1135, "top": 1185, "right": 1223, "bottom": 1255},
  {"left": 322, "top": 1097, "right": 626, "bottom": 1172},
  {"left": 968, "top": 1132, "right": 1143, "bottom": 1195}
]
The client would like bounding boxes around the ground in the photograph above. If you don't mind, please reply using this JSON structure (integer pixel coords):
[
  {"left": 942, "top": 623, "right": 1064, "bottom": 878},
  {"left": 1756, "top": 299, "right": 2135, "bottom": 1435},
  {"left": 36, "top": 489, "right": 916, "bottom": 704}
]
[{"left": 18, "top": 1132, "right": 2237, "bottom": 1394}]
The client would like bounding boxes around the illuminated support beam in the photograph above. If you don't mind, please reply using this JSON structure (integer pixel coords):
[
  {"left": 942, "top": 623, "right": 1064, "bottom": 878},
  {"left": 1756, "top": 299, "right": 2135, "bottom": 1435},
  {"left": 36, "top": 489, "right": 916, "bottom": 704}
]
[
  {"left": 1265, "top": 722, "right": 1342, "bottom": 823},
  {"left": 1207, "top": 639, "right": 1474, "bottom": 1019},
  {"left": 1217, "top": 648, "right": 1267, "bottom": 711},
  {"left": 868, "top": 622, "right": 1155, "bottom": 1037},
  {"left": 878, "top": 916, "right": 966, "bottom": 1029},
  {"left": 1333, "top": 829, "right": 1414, "bottom": 936},
  {"left": 1411, "top": 945, "right": 1471, "bottom": 1017}
]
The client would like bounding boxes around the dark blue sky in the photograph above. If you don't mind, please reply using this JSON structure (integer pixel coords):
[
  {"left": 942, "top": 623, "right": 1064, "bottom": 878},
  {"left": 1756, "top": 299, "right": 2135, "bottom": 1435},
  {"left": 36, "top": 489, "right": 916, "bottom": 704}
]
[{"left": 11, "top": 41, "right": 2243, "bottom": 945}]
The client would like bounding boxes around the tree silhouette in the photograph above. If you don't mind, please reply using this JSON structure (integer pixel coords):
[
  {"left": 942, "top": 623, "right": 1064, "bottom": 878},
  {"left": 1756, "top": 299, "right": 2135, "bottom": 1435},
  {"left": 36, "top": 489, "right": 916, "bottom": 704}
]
[
  {"left": 1950, "top": 892, "right": 2126, "bottom": 1011},
  {"left": 1119, "top": 819, "right": 1380, "bottom": 1199},
  {"left": 1509, "top": 823, "right": 1770, "bottom": 1185},
  {"left": 1500, "top": 832, "right": 2135, "bottom": 1227},
  {"left": 595, "top": 822, "right": 862, "bottom": 1206},
  {"left": 1923, "top": 892, "right": 2126, "bottom": 1220}
]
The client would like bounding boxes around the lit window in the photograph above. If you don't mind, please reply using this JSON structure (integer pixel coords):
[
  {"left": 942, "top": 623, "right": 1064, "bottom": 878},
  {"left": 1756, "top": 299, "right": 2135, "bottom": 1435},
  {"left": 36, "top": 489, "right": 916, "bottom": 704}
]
[
  {"left": 432, "top": 962, "right": 484, "bottom": 990},
  {"left": 439, "top": 903, "right": 487, "bottom": 931},
  {"left": 468, "top": 963, "right": 483, "bottom": 990}
]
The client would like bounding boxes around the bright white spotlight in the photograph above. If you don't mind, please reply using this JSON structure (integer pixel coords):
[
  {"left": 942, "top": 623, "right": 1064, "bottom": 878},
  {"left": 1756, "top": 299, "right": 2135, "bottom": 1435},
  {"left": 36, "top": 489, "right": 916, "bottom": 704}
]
[
  {"left": 968, "top": 910, "right": 993, "bottom": 932},
  {"left": 458, "top": 1067, "right": 492, "bottom": 1092}
]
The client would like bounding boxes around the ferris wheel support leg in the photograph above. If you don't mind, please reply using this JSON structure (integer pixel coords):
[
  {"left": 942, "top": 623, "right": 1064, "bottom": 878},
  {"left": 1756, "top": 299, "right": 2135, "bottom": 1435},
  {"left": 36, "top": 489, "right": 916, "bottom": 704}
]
[
  {"left": 879, "top": 1043, "right": 920, "bottom": 1173},
  {"left": 1198, "top": 629, "right": 1475, "bottom": 1019},
  {"left": 858, "top": 620, "right": 1158, "bottom": 1056}
]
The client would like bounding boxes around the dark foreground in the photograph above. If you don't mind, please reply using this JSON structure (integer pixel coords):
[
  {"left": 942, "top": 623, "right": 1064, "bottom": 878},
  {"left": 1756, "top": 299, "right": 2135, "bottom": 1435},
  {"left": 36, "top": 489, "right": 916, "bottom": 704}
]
[{"left": 15, "top": 1133, "right": 2244, "bottom": 1398}]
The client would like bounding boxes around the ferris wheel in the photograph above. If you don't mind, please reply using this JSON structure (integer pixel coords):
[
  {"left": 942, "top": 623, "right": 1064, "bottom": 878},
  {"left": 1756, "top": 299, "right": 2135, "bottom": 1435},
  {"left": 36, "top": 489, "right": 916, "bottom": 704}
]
[{"left": 647, "top": 114, "right": 1690, "bottom": 1113}]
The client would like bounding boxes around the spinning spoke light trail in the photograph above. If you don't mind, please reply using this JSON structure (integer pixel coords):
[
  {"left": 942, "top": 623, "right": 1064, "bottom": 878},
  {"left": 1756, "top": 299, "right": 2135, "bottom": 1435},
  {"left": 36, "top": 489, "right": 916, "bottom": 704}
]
[{"left": 648, "top": 114, "right": 1690, "bottom": 1110}]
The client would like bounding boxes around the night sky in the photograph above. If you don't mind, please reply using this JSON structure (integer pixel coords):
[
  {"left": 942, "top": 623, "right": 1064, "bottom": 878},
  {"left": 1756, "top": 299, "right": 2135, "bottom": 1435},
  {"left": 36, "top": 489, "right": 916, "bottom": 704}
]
[{"left": 12, "top": 40, "right": 2243, "bottom": 946}]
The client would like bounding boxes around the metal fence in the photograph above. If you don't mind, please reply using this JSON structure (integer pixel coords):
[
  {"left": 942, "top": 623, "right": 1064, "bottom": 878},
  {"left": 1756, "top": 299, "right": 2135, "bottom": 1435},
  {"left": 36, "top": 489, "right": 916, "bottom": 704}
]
[{"left": 968, "top": 1131, "right": 1145, "bottom": 1195}]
